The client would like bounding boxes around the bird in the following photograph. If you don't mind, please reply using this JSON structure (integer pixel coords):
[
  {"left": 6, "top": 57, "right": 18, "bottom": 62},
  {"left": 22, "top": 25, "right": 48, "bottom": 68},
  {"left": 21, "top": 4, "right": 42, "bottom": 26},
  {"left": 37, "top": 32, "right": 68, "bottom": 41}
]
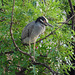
[{"left": 21, "top": 16, "right": 53, "bottom": 60}]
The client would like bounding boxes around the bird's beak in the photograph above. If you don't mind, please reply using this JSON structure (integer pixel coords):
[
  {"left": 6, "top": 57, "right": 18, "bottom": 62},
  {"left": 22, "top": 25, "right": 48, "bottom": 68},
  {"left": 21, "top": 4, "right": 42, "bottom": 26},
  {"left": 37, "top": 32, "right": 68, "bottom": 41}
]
[
  {"left": 44, "top": 22, "right": 54, "bottom": 27},
  {"left": 40, "top": 19, "right": 53, "bottom": 27}
]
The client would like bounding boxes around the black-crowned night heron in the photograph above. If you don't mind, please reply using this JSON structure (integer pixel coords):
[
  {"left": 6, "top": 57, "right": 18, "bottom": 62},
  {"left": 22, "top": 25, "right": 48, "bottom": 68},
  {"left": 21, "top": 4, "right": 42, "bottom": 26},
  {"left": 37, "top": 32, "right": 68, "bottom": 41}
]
[{"left": 21, "top": 16, "right": 53, "bottom": 60}]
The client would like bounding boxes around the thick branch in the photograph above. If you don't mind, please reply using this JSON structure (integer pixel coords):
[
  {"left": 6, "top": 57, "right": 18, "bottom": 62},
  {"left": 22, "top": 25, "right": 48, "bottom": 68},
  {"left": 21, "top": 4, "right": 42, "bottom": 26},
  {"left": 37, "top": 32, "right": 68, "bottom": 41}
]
[
  {"left": 68, "top": 0, "right": 75, "bottom": 30},
  {"left": 68, "top": 0, "right": 74, "bottom": 14}
]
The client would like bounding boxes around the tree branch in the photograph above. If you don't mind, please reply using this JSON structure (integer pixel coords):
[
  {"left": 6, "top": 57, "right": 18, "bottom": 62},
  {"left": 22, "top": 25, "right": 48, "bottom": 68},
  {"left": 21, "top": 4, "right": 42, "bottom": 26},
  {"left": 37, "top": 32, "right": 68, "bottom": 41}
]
[
  {"left": 68, "top": 0, "right": 74, "bottom": 14},
  {"left": 32, "top": 61, "right": 58, "bottom": 74},
  {"left": 58, "top": 22, "right": 72, "bottom": 25},
  {"left": 68, "top": 0, "right": 74, "bottom": 30}
]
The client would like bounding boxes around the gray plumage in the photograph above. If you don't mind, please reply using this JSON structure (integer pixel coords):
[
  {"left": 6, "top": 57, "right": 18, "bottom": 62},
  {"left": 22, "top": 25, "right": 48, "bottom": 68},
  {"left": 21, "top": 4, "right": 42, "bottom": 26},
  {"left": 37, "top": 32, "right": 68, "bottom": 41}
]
[{"left": 21, "top": 21, "right": 45, "bottom": 44}]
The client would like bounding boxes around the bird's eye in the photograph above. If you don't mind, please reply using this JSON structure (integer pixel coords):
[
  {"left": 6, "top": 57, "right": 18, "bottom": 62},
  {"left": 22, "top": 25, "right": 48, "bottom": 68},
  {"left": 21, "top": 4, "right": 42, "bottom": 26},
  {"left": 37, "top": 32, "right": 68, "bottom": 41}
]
[{"left": 44, "top": 20, "right": 46, "bottom": 23}]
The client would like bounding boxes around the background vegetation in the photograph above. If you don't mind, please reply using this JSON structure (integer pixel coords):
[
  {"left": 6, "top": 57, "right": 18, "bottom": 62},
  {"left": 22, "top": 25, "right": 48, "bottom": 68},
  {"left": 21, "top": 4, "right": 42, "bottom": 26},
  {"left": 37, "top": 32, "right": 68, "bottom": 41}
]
[{"left": 0, "top": 0, "right": 75, "bottom": 75}]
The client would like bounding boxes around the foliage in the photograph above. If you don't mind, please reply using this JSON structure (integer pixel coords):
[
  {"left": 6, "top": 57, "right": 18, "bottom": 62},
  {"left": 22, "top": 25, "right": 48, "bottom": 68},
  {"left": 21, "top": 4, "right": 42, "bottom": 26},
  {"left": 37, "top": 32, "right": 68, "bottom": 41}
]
[{"left": 0, "top": 0, "right": 75, "bottom": 75}]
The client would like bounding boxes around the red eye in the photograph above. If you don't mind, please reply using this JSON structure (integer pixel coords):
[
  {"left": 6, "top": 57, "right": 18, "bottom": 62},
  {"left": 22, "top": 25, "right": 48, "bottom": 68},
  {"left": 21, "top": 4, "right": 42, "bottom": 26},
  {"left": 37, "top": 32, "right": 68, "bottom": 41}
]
[{"left": 44, "top": 20, "right": 46, "bottom": 23}]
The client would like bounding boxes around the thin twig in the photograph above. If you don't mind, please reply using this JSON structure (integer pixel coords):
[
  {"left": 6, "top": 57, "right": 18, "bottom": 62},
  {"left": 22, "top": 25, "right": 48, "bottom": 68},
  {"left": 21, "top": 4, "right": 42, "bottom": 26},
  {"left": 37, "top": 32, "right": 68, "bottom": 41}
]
[
  {"left": 32, "top": 61, "right": 58, "bottom": 74},
  {"left": 58, "top": 22, "right": 71, "bottom": 25}
]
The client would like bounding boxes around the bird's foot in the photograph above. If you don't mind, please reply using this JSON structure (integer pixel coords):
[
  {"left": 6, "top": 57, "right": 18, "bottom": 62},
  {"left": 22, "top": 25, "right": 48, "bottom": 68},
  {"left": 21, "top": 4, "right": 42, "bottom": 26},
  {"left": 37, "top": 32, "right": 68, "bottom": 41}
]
[
  {"left": 29, "top": 52, "right": 32, "bottom": 55},
  {"left": 32, "top": 56, "right": 35, "bottom": 61}
]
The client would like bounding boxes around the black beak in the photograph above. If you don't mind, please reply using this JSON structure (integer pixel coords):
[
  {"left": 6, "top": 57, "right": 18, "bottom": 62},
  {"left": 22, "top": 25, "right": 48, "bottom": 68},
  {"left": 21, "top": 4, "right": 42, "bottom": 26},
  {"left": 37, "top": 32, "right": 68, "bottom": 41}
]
[{"left": 44, "top": 22, "right": 54, "bottom": 27}]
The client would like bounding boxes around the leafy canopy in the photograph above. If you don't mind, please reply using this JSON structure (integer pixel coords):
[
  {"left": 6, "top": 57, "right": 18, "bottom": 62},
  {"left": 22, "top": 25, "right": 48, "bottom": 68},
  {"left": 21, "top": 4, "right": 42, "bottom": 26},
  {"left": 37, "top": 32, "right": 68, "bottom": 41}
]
[{"left": 0, "top": 0, "right": 74, "bottom": 75}]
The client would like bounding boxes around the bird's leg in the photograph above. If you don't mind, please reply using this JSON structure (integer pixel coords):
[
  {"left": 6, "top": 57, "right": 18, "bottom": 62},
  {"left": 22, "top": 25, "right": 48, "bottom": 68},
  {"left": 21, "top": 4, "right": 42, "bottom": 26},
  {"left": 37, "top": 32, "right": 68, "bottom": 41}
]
[
  {"left": 33, "top": 42, "right": 35, "bottom": 61},
  {"left": 29, "top": 39, "right": 31, "bottom": 54}
]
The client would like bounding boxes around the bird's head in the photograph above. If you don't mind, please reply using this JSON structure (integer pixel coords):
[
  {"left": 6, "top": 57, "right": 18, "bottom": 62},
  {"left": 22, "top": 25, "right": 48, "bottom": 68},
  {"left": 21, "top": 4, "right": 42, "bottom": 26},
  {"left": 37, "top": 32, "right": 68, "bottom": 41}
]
[{"left": 35, "top": 16, "right": 53, "bottom": 27}]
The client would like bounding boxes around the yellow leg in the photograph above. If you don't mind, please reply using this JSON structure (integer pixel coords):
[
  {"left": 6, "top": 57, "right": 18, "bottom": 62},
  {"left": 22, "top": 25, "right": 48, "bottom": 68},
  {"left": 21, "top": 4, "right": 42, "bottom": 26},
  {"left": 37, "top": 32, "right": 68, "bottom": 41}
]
[
  {"left": 33, "top": 42, "right": 35, "bottom": 61},
  {"left": 29, "top": 39, "right": 31, "bottom": 54}
]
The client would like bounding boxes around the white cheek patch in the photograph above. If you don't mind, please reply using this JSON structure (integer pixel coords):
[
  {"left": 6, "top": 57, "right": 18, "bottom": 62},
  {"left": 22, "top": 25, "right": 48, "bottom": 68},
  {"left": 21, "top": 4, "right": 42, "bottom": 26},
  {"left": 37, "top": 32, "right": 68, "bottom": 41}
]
[
  {"left": 43, "top": 16, "right": 48, "bottom": 22},
  {"left": 46, "top": 18, "right": 48, "bottom": 22},
  {"left": 40, "top": 19, "right": 43, "bottom": 22}
]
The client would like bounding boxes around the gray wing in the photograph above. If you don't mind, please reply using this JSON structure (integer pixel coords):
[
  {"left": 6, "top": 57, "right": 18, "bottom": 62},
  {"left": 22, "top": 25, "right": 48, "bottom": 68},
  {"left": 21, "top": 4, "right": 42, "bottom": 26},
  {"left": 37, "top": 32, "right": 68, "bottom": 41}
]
[{"left": 21, "top": 21, "right": 35, "bottom": 40}]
